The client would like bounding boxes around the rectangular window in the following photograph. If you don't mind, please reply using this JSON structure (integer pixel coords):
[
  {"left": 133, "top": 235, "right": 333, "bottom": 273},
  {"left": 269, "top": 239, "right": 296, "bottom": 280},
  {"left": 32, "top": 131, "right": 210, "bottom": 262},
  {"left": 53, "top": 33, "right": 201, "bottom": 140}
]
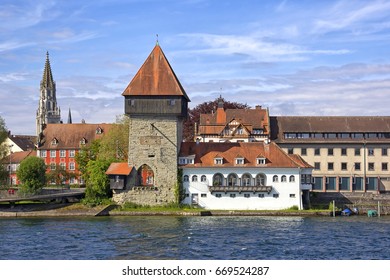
[
  {"left": 353, "top": 177, "right": 363, "bottom": 191},
  {"left": 341, "top": 162, "right": 347, "bottom": 170},
  {"left": 235, "top": 158, "right": 244, "bottom": 165},
  {"left": 355, "top": 148, "right": 360, "bottom": 156},
  {"left": 301, "top": 148, "right": 307, "bottom": 156},
  {"left": 314, "top": 162, "right": 320, "bottom": 170},
  {"left": 60, "top": 162, "right": 66, "bottom": 170},
  {"left": 69, "top": 150, "right": 75, "bottom": 158},
  {"left": 40, "top": 150, "right": 47, "bottom": 157},
  {"left": 216, "top": 194, "right": 222, "bottom": 198},
  {"left": 256, "top": 158, "right": 266, "bottom": 165},
  {"left": 288, "top": 148, "right": 294, "bottom": 154},
  {"left": 366, "top": 177, "right": 377, "bottom": 191},
  {"left": 69, "top": 162, "right": 75, "bottom": 171},
  {"left": 382, "top": 148, "right": 388, "bottom": 156},
  {"left": 201, "top": 194, "right": 207, "bottom": 198},
  {"left": 273, "top": 194, "right": 279, "bottom": 198},
  {"left": 326, "top": 177, "right": 336, "bottom": 190},
  {"left": 328, "top": 162, "right": 334, "bottom": 170},
  {"left": 368, "top": 163, "right": 375, "bottom": 171},
  {"left": 258, "top": 194, "right": 265, "bottom": 198},
  {"left": 214, "top": 158, "right": 223, "bottom": 165},
  {"left": 60, "top": 150, "right": 66, "bottom": 158},
  {"left": 382, "top": 163, "right": 388, "bottom": 171},
  {"left": 230, "top": 194, "right": 236, "bottom": 198},
  {"left": 314, "top": 148, "right": 320, "bottom": 156},
  {"left": 244, "top": 194, "right": 250, "bottom": 198},
  {"left": 50, "top": 163, "right": 56, "bottom": 170},
  {"left": 339, "top": 177, "right": 350, "bottom": 191},
  {"left": 341, "top": 148, "right": 347, "bottom": 156},
  {"left": 368, "top": 148, "right": 374, "bottom": 156},
  {"left": 355, "top": 162, "right": 361, "bottom": 171},
  {"left": 50, "top": 150, "right": 56, "bottom": 158},
  {"left": 289, "top": 194, "right": 296, "bottom": 198},
  {"left": 328, "top": 148, "right": 334, "bottom": 156},
  {"left": 313, "top": 177, "right": 323, "bottom": 191}
]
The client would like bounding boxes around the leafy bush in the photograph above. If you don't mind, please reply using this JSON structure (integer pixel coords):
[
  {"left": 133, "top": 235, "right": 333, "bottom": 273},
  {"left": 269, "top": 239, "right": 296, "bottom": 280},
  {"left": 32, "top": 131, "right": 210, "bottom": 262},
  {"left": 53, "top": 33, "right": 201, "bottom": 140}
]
[{"left": 16, "top": 156, "right": 46, "bottom": 195}]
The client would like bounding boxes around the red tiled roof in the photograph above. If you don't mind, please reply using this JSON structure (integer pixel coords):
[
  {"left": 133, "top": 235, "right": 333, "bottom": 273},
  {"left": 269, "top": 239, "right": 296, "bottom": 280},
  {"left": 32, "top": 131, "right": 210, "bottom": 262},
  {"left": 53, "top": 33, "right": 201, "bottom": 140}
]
[
  {"left": 122, "top": 44, "right": 190, "bottom": 101},
  {"left": 105, "top": 162, "right": 133, "bottom": 175},
  {"left": 179, "top": 142, "right": 312, "bottom": 168},
  {"left": 3, "top": 150, "right": 36, "bottom": 164},
  {"left": 38, "top": 123, "right": 113, "bottom": 149},
  {"left": 199, "top": 107, "right": 269, "bottom": 135}
]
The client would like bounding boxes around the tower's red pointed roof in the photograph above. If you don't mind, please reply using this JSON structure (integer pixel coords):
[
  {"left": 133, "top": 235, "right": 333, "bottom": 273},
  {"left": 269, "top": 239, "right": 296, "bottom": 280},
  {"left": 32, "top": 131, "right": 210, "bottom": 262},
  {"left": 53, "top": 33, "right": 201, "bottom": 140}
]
[{"left": 122, "top": 44, "right": 190, "bottom": 101}]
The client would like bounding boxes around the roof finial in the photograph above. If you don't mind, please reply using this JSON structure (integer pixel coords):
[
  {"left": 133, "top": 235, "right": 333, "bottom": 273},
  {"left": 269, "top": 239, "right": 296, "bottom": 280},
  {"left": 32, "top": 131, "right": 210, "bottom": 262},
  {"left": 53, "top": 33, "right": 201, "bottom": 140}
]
[{"left": 156, "top": 34, "right": 159, "bottom": 46}]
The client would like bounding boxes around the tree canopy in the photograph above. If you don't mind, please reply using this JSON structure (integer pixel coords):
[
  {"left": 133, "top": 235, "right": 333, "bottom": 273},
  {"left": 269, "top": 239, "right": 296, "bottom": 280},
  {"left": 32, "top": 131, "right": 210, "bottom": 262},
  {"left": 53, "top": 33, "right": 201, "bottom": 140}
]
[
  {"left": 0, "top": 116, "right": 8, "bottom": 159},
  {"left": 16, "top": 156, "right": 46, "bottom": 195},
  {"left": 183, "top": 97, "right": 250, "bottom": 142}
]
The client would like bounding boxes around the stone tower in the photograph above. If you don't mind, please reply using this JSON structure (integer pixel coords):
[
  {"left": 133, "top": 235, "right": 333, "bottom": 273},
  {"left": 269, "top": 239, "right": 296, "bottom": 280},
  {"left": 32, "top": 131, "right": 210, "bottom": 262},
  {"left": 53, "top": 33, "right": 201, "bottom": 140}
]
[
  {"left": 117, "top": 44, "right": 190, "bottom": 205},
  {"left": 36, "top": 52, "right": 61, "bottom": 136}
]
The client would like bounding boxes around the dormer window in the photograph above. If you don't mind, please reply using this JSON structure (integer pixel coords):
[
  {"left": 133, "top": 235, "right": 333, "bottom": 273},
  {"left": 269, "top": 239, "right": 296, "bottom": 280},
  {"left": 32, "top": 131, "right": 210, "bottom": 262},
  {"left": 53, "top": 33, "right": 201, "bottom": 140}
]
[
  {"left": 252, "top": 129, "right": 263, "bottom": 135},
  {"left": 80, "top": 138, "right": 86, "bottom": 145},
  {"left": 214, "top": 157, "right": 223, "bottom": 165},
  {"left": 179, "top": 156, "right": 194, "bottom": 165},
  {"left": 96, "top": 127, "right": 103, "bottom": 134},
  {"left": 235, "top": 157, "right": 245, "bottom": 165},
  {"left": 51, "top": 138, "right": 58, "bottom": 146},
  {"left": 256, "top": 157, "right": 266, "bottom": 165}
]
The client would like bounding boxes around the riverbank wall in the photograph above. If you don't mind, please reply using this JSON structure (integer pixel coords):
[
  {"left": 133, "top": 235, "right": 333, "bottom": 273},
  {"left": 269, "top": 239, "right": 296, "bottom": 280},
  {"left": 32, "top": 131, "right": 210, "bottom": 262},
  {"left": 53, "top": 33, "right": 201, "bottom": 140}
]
[{"left": 311, "top": 192, "right": 390, "bottom": 214}]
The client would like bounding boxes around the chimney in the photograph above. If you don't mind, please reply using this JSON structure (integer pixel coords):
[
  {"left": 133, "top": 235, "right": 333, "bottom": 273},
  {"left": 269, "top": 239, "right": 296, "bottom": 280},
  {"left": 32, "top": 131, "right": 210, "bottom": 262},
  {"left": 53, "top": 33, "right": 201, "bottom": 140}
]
[{"left": 255, "top": 105, "right": 262, "bottom": 110}]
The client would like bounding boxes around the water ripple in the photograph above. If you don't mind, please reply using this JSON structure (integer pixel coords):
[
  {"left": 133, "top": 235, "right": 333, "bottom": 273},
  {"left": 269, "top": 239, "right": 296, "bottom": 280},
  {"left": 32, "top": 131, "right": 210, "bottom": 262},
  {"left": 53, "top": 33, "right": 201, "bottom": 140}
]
[{"left": 0, "top": 216, "right": 390, "bottom": 259}]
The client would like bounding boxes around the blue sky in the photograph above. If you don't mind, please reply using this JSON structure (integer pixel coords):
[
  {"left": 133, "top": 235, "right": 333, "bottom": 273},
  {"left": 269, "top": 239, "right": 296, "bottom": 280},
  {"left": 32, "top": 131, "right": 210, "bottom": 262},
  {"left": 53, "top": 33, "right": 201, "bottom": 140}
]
[{"left": 1, "top": 0, "right": 390, "bottom": 135}]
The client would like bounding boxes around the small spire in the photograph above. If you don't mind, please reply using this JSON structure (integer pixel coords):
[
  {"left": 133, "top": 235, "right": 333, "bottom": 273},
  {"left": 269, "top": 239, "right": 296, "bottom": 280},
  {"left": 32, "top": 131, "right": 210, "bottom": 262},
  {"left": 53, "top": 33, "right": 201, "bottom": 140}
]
[
  {"left": 67, "top": 108, "right": 72, "bottom": 124},
  {"left": 156, "top": 34, "right": 159, "bottom": 46}
]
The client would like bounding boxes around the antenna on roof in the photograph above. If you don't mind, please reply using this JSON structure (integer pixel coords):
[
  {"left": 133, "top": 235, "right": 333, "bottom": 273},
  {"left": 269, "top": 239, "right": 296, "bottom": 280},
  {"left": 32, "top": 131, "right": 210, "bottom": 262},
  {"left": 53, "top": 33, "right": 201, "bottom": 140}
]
[{"left": 156, "top": 34, "right": 159, "bottom": 46}]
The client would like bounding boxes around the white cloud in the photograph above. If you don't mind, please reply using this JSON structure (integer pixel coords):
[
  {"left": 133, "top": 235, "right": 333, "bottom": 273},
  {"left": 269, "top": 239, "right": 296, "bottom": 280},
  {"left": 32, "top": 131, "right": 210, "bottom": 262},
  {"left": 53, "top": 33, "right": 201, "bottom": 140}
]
[
  {"left": 176, "top": 33, "right": 350, "bottom": 62},
  {"left": 312, "top": 0, "right": 390, "bottom": 34}
]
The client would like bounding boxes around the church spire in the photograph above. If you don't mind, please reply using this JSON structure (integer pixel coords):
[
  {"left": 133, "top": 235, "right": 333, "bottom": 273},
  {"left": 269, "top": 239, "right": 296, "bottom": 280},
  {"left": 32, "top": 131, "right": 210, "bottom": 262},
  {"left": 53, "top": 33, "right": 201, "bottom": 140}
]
[
  {"left": 41, "top": 51, "right": 55, "bottom": 89},
  {"left": 67, "top": 108, "right": 72, "bottom": 124},
  {"left": 36, "top": 51, "right": 61, "bottom": 136}
]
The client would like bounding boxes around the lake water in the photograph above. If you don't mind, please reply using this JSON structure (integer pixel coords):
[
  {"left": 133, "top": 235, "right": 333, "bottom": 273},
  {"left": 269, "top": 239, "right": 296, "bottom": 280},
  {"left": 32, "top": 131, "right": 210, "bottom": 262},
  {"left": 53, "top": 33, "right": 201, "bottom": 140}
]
[{"left": 1, "top": 216, "right": 389, "bottom": 260}]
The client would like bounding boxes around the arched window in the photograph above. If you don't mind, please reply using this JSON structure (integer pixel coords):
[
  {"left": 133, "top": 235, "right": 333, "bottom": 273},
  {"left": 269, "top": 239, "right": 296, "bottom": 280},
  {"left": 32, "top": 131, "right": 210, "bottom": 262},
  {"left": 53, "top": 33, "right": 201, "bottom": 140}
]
[
  {"left": 242, "top": 173, "right": 252, "bottom": 186},
  {"left": 227, "top": 173, "right": 238, "bottom": 186},
  {"left": 137, "top": 164, "right": 154, "bottom": 186},
  {"left": 213, "top": 173, "right": 224, "bottom": 186},
  {"left": 281, "top": 175, "right": 287, "bottom": 182},
  {"left": 273, "top": 175, "right": 278, "bottom": 182},
  {"left": 289, "top": 175, "right": 295, "bottom": 182},
  {"left": 192, "top": 175, "right": 198, "bottom": 182},
  {"left": 183, "top": 175, "right": 189, "bottom": 182},
  {"left": 201, "top": 175, "right": 207, "bottom": 182},
  {"left": 256, "top": 173, "right": 266, "bottom": 186}
]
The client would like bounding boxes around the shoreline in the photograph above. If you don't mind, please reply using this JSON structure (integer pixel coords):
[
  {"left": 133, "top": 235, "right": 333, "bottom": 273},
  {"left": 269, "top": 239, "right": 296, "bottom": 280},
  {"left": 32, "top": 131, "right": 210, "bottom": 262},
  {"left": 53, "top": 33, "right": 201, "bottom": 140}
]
[{"left": 0, "top": 203, "right": 345, "bottom": 217}]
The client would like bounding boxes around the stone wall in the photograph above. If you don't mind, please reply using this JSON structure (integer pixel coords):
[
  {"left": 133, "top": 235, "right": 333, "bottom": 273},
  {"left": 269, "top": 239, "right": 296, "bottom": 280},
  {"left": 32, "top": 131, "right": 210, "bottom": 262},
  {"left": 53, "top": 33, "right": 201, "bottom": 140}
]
[
  {"left": 310, "top": 192, "right": 390, "bottom": 214},
  {"left": 112, "top": 115, "right": 181, "bottom": 206}
]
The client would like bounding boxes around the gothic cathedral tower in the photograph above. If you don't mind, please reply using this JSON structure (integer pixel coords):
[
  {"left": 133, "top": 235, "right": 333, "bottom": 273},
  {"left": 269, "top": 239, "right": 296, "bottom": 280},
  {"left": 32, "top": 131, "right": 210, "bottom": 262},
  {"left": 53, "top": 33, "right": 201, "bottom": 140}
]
[
  {"left": 119, "top": 44, "right": 190, "bottom": 205},
  {"left": 36, "top": 52, "right": 61, "bottom": 136}
]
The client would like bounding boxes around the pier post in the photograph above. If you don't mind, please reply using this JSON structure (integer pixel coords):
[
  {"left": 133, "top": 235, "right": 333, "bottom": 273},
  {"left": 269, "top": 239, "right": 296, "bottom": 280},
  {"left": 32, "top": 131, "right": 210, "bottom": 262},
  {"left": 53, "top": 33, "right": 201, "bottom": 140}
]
[{"left": 333, "top": 200, "right": 335, "bottom": 217}]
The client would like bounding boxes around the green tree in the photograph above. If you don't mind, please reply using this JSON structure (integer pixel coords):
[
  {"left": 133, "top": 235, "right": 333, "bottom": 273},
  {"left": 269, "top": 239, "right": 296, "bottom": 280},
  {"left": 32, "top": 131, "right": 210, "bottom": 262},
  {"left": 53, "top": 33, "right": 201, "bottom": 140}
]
[
  {"left": 97, "top": 115, "right": 129, "bottom": 161},
  {"left": 46, "top": 164, "right": 74, "bottom": 187},
  {"left": 75, "top": 139, "right": 101, "bottom": 184},
  {"left": 16, "top": 156, "right": 46, "bottom": 195},
  {"left": 0, "top": 116, "right": 9, "bottom": 160},
  {"left": 84, "top": 159, "right": 113, "bottom": 204},
  {"left": 183, "top": 97, "right": 250, "bottom": 142}
]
